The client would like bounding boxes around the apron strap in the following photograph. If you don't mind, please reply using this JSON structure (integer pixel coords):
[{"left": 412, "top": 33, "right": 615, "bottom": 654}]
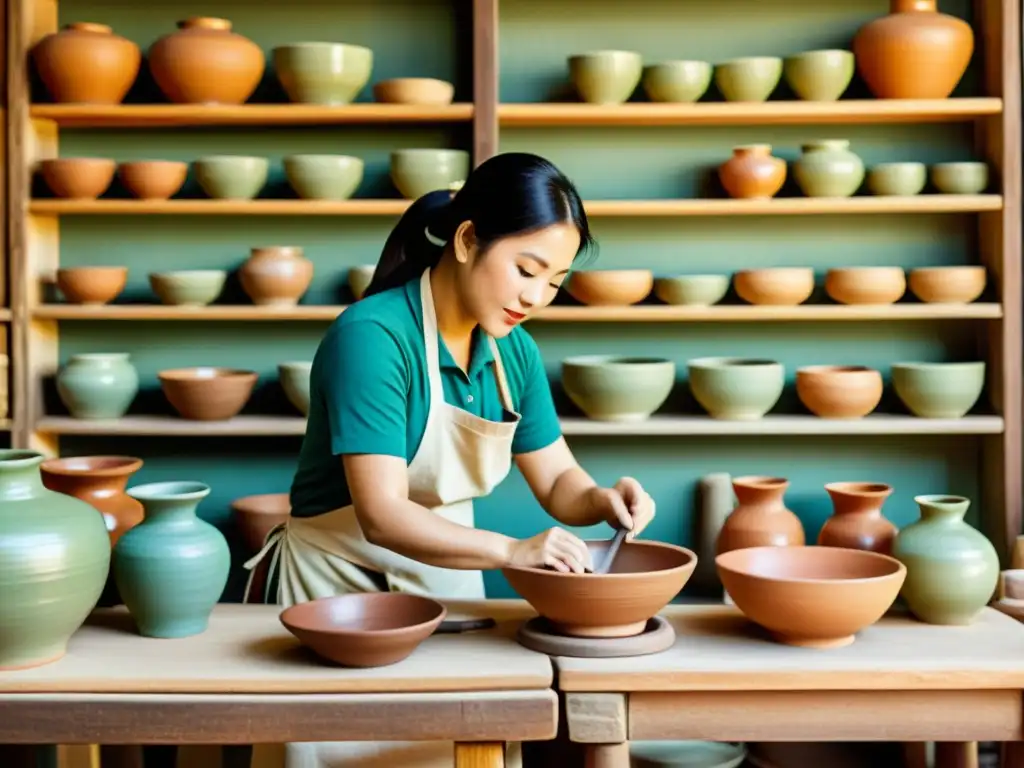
[
  {"left": 419, "top": 269, "right": 446, "bottom": 416},
  {"left": 242, "top": 522, "right": 288, "bottom": 604},
  {"left": 487, "top": 336, "right": 516, "bottom": 413}
]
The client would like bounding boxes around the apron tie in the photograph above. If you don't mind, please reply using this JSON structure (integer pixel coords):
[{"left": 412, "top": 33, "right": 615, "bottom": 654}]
[{"left": 242, "top": 522, "right": 288, "bottom": 604}]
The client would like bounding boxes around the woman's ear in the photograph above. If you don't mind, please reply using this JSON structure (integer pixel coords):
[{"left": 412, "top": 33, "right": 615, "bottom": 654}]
[{"left": 453, "top": 220, "right": 477, "bottom": 265}]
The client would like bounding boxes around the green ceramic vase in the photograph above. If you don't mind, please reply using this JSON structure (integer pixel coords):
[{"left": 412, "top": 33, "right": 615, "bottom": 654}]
[
  {"left": 793, "top": 139, "right": 865, "bottom": 198},
  {"left": 56, "top": 352, "right": 139, "bottom": 419},
  {"left": 113, "top": 481, "right": 230, "bottom": 638},
  {"left": 0, "top": 450, "right": 110, "bottom": 669},
  {"left": 892, "top": 494, "right": 999, "bottom": 625}
]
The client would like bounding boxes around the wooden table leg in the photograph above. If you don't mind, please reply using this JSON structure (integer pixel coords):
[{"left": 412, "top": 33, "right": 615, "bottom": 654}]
[
  {"left": 583, "top": 743, "right": 629, "bottom": 768},
  {"left": 1002, "top": 742, "right": 1024, "bottom": 768},
  {"left": 935, "top": 742, "right": 978, "bottom": 768},
  {"left": 455, "top": 742, "right": 505, "bottom": 768}
]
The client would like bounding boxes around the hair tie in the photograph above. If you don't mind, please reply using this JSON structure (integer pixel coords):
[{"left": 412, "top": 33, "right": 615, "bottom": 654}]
[{"left": 424, "top": 227, "right": 447, "bottom": 247}]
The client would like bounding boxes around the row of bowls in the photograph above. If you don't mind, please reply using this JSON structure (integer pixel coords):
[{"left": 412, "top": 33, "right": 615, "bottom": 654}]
[{"left": 563, "top": 356, "right": 987, "bottom": 422}]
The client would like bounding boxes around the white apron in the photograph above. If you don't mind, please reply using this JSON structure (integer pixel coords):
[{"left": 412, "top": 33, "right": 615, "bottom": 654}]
[{"left": 245, "top": 269, "right": 524, "bottom": 768}]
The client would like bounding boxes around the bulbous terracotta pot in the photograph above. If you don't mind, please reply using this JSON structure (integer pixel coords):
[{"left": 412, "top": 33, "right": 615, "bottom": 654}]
[
  {"left": 148, "top": 17, "right": 265, "bottom": 105},
  {"left": 819, "top": 482, "right": 898, "bottom": 554},
  {"left": 716, "top": 475, "right": 805, "bottom": 555},
  {"left": 718, "top": 144, "right": 786, "bottom": 200},
  {"left": 32, "top": 22, "right": 141, "bottom": 104},
  {"left": 239, "top": 246, "right": 314, "bottom": 306}
]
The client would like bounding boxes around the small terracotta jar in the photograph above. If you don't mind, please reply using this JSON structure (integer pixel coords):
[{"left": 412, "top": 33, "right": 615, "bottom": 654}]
[
  {"left": 31, "top": 22, "right": 141, "bottom": 104},
  {"left": 716, "top": 475, "right": 805, "bottom": 555},
  {"left": 819, "top": 482, "right": 897, "bottom": 555},
  {"left": 718, "top": 144, "right": 787, "bottom": 200},
  {"left": 239, "top": 246, "right": 314, "bottom": 307}
]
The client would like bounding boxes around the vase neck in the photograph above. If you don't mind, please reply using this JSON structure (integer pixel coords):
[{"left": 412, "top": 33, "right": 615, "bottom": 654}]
[
  {"left": 0, "top": 451, "right": 47, "bottom": 501},
  {"left": 916, "top": 495, "right": 969, "bottom": 524},
  {"left": 734, "top": 481, "right": 787, "bottom": 508},
  {"left": 141, "top": 498, "right": 200, "bottom": 525},
  {"left": 892, "top": 0, "right": 936, "bottom": 12}
]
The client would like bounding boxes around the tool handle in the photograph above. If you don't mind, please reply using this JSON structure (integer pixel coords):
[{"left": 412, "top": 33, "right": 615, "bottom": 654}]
[
  {"left": 435, "top": 617, "right": 497, "bottom": 634},
  {"left": 594, "top": 527, "right": 629, "bottom": 574}
]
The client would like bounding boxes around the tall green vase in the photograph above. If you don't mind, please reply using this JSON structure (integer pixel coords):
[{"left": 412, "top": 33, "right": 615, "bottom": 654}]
[
  {"left": 113, "top": 481, "right": 230, "bottom": 638},
  {"left": 891, "top": 494, "right": 999, "bottom": 625},
  {"left": 0, "top": 450, "right": 110, "bottom": 669}
]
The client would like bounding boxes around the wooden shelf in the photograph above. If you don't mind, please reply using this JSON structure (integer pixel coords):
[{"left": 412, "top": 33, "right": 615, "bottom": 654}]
[
  {"left": 498, "top": 99, "right": 1004, "bottom": 127},
  {"left": 30, "top": 103, "right": 475, "bottom": 127},
  {"left": 31, "top": 303, "right": 1004, "bottom": 322},
  {"left": 29, "top": 199, "right": 412, "bottom": 216}
]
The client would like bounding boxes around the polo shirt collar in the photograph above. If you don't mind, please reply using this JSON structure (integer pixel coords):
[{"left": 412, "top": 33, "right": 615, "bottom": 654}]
[{"left": 404, "top": 273, "right": 495, "bottom": 379}]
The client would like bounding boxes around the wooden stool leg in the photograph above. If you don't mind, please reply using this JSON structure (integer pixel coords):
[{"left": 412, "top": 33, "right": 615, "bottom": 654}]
[
  {"left": 935, "top": 742, "right": 978, "bottom": 768},
  {"left": 100, "top": 745, "right": 146, "bottom": 768},
  {"left": 455, "top": 742, "right": 505, "bottom": 768},
  {"left": 583, "top": 743, "right": 629, "bottom": 768}
]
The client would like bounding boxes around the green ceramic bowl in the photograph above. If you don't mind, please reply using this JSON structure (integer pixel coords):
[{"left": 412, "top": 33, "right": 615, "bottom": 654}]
[
  {"left": 783, "top": 49, "right": 854, "bottom": 101},
  {"left": 654, "top": 275, "right": 730, "bottom": 306},
  {"left": 642, "top": 60, "right": 712, "bottom": 103},
  {"left": 284, "top": 154, "right": 364, "bottom": 200},
  {"left": 866, "top": 162, "right": 927, "bottom": 196},
  {"left": 561, "top": 355, "right": 676, "bottom": 422},
  {"left": 193, "top": 156, "right": 268, "bottom": 200},
  {"left": 568, "top": 50, "right": 643, "bottom": 104},
  {"left": 930, "top": 162, "right": 989, "bottom": 194},
  {"left": 891, "top": 361, "right": 986, "bottom": 419},
  {"left": 149, "top": 270, "right": 227, "bottom": 307},
  {"left": 390, "top": 149, "right": 470, "bottom": 200},
  {"left": 348, "top": 265, "right": 377, "bottom": 300},
  {"left": 279, "top": 361, "right": 313, "bottom": 416},
  {"left": 687, "top": 357, "right": 785, "bottom": 420},
  {"left": 714, "top": 57, "right": 783, "bottom": 102},
  {"left": 273, "top": 42, "right": 373, "bottom": 105}
]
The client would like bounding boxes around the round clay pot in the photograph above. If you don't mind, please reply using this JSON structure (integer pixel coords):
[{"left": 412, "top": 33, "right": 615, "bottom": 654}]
[
  {"left": 819, "top": 482, "right": 898, "bottom": 554},
  {"left": 716, "top": 476, "right": 805, "bottom": 555},
  {"left": 641, "top": 60, "right": 712, "bottom": 103},
  {"left": 239, "top": 246, "right": 314, "bottom": 307},
  {"left": 39, "top": 157, "right": 116, "bottom": 199},
  {"left": 565, "top": 270, "right": 653, "bottom": 305},
  {"left": 56, "top": 266, "right": 127, "bottom": 306},
  {"left": 273, "top": 43, "right": 373, "bottom": 105},
  {"left": 278, "top": 361, "right": 313, "bottom": 416},
  {"left": 687, "top": 357, "right": 785, "bottom": 420},
  {"left": 713, "top": 57, "right": 782, "bottom": 102},
  {"left": 56, "top": 353, "right": 139, "bottom": 419},
  {"left": 824, "top": 266, "right": 907, "bottom": 305},
  {"left": 908, "top": 266, "right": 986, "bottom": 304},
  {"left": 867, "top": 162, "right": 927, "bottom": 196},
  {"left": 148, "top": 17, "right": 265, "bottom": 105},
  {"left": 891, "top": 361, "right": 985, "bottom": 418},
  {"left": 389, "top": 149, "right": 470, "bottom": 199},
  {"left": 561, "top": 355, "right": 676, "bottom": 422},
  {"left": 373, "top": 78, "right": 454, "bottom": 105},
  {"left": 31, "top": 22, "right": 141, "bottom": 104},
  {"left": 733, "top": 267, "right": 814, "bottom": 305},
  {"left": 117, "top": 160, "right": 188, "bottom": 200},
  {"left": 568, "top": 50, "right": 643, "bottom": 104},
  {"left": 853, "top": 0, "right": 974, "bottom": 99},
  {"left": 158, "top": 367, "right": 258, "bottom": 421},
  {"left": 795, "top": 365, "right": 883, "bottom": 419},
  {"left": 718, "top": 144, "right": 787, "bottom": 200},
  {"left": 653, "top": 275, "right": 730, "bottom": 306},
  {"left": 783, "top": 49, "right": 855, "bottom": 101},
  {"left": 348, "top": 265, "right": 376, "bottom": 300},
  {"left": 930, "top": 161, "right": 989, "bottom": 194},
  {"left": 283, "top": 154, "right": 364, "bottom": 200},
  {"left": 231, "top": 492, "right": 291, "bottom": 553},
  {"left": 793, "top": 140, "right": 865, "bottom": 198}
]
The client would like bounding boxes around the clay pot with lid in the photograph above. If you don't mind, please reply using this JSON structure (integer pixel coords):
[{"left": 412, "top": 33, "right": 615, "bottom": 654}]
[
  {"left": 716, "top": 476, "right": 805, "bottom": 555},
  {"left": 148, "top": 17, "right": 265, "bottom": 105},
  {"left": 819, "top": 482, "right": 898, "bottom": 555},
  {"left": 239, "top": 246, "right": 314, "bottom": 307},
  {"left": 718, "top": 144, "right": 786, "bottom": 200},
  {"left": 32, "top": 22, "right": 141, "bottom": 104}
]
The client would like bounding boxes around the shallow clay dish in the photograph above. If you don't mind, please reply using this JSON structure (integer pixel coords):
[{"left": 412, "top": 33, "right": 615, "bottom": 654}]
[
  {"left": 565, "top": 270, "right": 653, "bottom": 305},
  {"left": 716, "top": 545, "right": 906, "bottom": 648},
  {"left": 231, "top": 492, "right": 291, "bottom": 553},
  {"left": 733, "top": 268, "right": 814, "bottom": 306},
  {"left": 908, "top": 266, "right": 986, "bottom": 304},
  {"left": 56, "top": 266, "right": 128, "bottom": 305},
  {"left": 825, "top": 267, "right": 906, "bottom": 305},
  {"left": 280, "top": 593, "right": 446, "bottom": 667},
  {"left": 503, "top": 540, "right": 696, "bottom": 638},
  {"left": 158, "top": 367, "right": 258, "bottom": 421},
  {"left": 373, "top": 77, "right": 454, "bottom": 105},
  {"left": 795, "top": 365, "right": 883, "bottom": 419}
]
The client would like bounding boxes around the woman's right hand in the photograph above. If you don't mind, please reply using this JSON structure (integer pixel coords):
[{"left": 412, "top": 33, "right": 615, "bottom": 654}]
[{"left": 507, "top": 527, "right": 593, "bottom": 573}]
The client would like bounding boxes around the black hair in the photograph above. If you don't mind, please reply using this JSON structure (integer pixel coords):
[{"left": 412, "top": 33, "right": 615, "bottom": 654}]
[{"left": 363, "top": 151, "right": 595, "bottom": 298}]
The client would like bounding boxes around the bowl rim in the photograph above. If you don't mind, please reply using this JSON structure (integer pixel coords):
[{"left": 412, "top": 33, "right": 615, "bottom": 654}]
[
  {"left": 715, "top": 545, "right": 906, "bottom": 585},
  {"left": 502, "top": 540, "right": 696, "bottom": 580},
  {"left": 890, "top": 360, "right": 985, "bottom": 371},
  {"left": 40, "top": 455, "right": 143, "bottom": 476},
  {"left": 687, "top": 356, "right": 782, "bottom": 369},
  {"left": 796, "top": 364, "right": 880, "bottom": 376},
  {"left": 562, "top": 354, "right": 675, "bottom": 368},
  {"left": 158, "top": 367, "right": 258, "bottom": 381},
  {"left": 279, "top": 593, "right": 447, "bottom": 638}
]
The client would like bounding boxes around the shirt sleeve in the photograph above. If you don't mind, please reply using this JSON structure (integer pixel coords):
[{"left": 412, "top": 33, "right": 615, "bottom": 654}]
[
  {"left": 510, "top": 331, "right": 563, "bottom": 455},
  {"left": 316, "top": 318, "right": 409, "bottom": 458}
]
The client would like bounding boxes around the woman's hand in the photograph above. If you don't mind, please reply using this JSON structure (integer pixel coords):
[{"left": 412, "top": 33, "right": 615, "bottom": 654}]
[
  {"left": 507, "top": 527, "right": 593, "bottom": 573},
  {"left": 588, "top": 477, "right": 656, "bottom": 540}
]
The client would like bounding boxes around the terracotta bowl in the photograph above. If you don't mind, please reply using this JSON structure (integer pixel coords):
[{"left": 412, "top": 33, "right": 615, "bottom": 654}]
[
  {"left": 825, "top": 267, "right": 906, "bottom": 305},
  {"left": 716, "top": 545, "right": 906, "bottom": 648},
  {"left": 733, "top": 268, "right": 814, "bottom": 306},
  {"left": 795, "top": 365, "right": 883, "bottom": 419},
  {"left": 565, "top": 270, "right": 654, "bottom": 305},
  {"left": 908, "top": 266, "right": 986, "bottom": 304},
  {"left": 56, "top": 266, "right": 128, "bottom": 305},
  {"left": 280, "top": 593, "right": 447, "bottom": 667},
  {"left": 503, "top": 540, "right": 697, "bottom": 638},
  {"left": 231, "top": 492, "right": 291, "bottom": 553},
  {"left": 158, "top": 367, "right": 258, "bottom": 421},
  {"left": 117, "top": 160, "right": 188, "bottom": 200},
  {"left": 373, "top": 77, "right": 454, "bottom": 105},
  {"left": 39, "top": 157, "right": 116, "bottom": 199}
]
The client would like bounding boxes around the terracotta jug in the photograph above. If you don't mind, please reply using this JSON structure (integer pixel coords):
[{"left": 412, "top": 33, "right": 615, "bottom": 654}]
[
  {"left": 852, "top": 0, "right": 974, "bottom": 99},
  {"left": 718, "top": 144, "right": 786, "bottom": 200},
  {"left": 148, "top": 17, "right": 265, "bottom": 105},
  {"left": 716, "top": 475, "right": 805, "bottom": 555},
  {"left": 239, "top": 246, "right": 314, "bottom": 306},
  {"left": 818, "top": 482, "right": 897, "bottom": 554},
  {"left": 31, "top": 22, "right": 141, "bottom": 104}
]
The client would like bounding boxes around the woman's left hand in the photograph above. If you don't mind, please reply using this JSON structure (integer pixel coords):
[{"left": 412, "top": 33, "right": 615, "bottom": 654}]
[{"left": 589, "top": 477, "right": 656, "bottom": 539}]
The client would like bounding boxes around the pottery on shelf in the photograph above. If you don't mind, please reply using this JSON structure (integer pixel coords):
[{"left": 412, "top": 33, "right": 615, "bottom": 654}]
[
  {"left": 653, "top": 275, "right": 730, "bottom": 306},
  {"left": 193, "top": 156, "right": 269, "bottom": 200},
  {"left": 0, "top": 450, "right": 110, "bottom": 670},
  {"left": 819, "top": 482, "right": 898, "bottom": 554},
  {"left": 56, "top": 352, "right": 139, "bottom": 419},
  {"left": 149, "top": 270, "right": 227, "bottom": 307},
  {"left": 348, "top": 265, "right": 376, "bottom": 300},
  {"left": 56, "top": 266, "right": 128, "bottom": 306},
  {"left": 641, "top": 60, "right": 712, "bottom": 103},
  {"left": 930, "top": 162, "right": 989, "bottom": 194},
  {"left": 733, "top": 267, "right": 814, "bottom": 306},
  {"left": 908, "top": 266, "right": 986, "bottom": 304},
  {"left": 273, "top": 43, "right": 373, "bottom": 105},
  {"left": 718, "top": 144, "right": 787, "bottom": 200},
  {"left": 565, "top": 269, "right": 653, "bottom": 306},
  {"left": 159, "top": 367, "right": 258, "bottom": 421},
  {"left": 793, "top": 140, "right": 865, "bottom": 198},
  {"left": 373, "top": 78, "right": 454, "bottom": 105},
  {"left": 279, "top": 361, "right": 313, "bottom": 416},
  {"left": 783, "top": 49, "right": 855, "bottom": 101},
  {"left": 688, "top": 357, "right": 785, "bottom": 420},
  {"left": 114, "top": 481, "right": 230, "bottom": 638},
  {"left": 284, "top": 154, "right": 364, "bottom": 200},
  {"left": 31, "top": 22, "right": 141, "bottom": 104},
  {"left": 40, "top": 157, "right": 116, "bottom": 199},
  {"left": 231, "top": 492, "right": 291, "bottom": 553},
  {"left": 568, "top": 50, "right": 643, "bottom": 104},
  {"left": 824, "top": 266, "right": 907, "bottom": 305},
  {"left": 561, "top": 355, "right": 675, "bottom": 422},
  {"left": 891, "top": 361, "right": 985, "bottom": 418},
  {"left": 892, "top": 494, "right": 999, "bottom": 624},
  {"left": 148, "top": 17, "right": 265, "bottom": 105},
  {"left": 389, "top": 149, "right": 470, "bottom": 200},
  {"left": 117, "top": 161, "right": 188, "bottom": 200},
  {"left": 713, "top": 57, "right": 782, "bottom": 102},
  {"left": 716, "top": 476, "right": 805, "bottom": 555},
  {"left": 239, "top": 246, "right": 314, "bottom": 307},
  {"left": 852, "top": 0, "right": 974, "bottom": 99},
  {"left": 796, "top": 365, "right": 883, "bottom": 419},
  {"left": 866, "top": 162, "right": 927, "bottom": 196}
]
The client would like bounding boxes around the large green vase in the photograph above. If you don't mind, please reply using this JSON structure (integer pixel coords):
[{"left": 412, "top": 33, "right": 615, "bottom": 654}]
[
  {"left": 0, "top": 450, "right": 110, "bottom": 669},
  {"left": 891, "top": 494, "right": 999, "bottom": 625},
  {"left": 113, "top": 481, "right": 230, "bottom": 638}
]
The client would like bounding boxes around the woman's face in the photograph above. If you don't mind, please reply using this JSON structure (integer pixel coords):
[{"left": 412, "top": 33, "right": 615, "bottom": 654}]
[{"left": 455, "top": 221, "right": 582, "bottom": 338}]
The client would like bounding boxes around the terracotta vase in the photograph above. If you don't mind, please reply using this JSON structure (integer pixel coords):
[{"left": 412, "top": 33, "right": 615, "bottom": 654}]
[
  {"left": 718, "top": 144, "right": 786, "bottom": 200},
  {"left": 239, "top": 246, "right": 314, "bottom": 306},
  {"left": 31, "top": 22, "right": 141, "bottom": 104},
  {"left": 716, "top": 476, "right": 806, "bottom": 555},
  {"left": 852, "top": 0, "right": 974, "bottom": 99},
  {"left": 148, "top": 17, "right": 265, "bottom": 105},
  {"left": 819, "top": 482, "right": 898, "bottom": 554}
]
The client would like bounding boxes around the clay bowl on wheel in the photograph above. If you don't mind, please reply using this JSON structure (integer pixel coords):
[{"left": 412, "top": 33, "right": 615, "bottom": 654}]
[
  {"left": 503, "top": 540, "right": 696, "bottom": 638},
  {"left": 716, "top": 545, "right": 906, "bottom": 649},
  {"left": 280, "top": 593, "right": 447, "bottom": 667}
]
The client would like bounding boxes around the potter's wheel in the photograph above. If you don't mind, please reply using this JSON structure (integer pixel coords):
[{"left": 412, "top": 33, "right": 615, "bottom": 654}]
[{"left": 516, "top": 615, "right": 675, "bottom": 658}]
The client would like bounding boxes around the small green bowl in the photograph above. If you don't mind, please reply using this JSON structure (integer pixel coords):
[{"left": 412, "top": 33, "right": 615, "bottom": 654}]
[
  {"left": 783, "top": 49, "right": 854, "bottom": 102},
  {"left": 687, "top": 357, "right": 785, "bottom": 420},
  {"left": 284, "top": 154, "right": 364, "bottom": 200},
  {"left": 642, "top": 60, "right": 712, "bottom": 103},
  {"left": 930, "top": 162, "right": 989, "bottom": 194},
  {"left": 193, "top": 156, "right": 268, "bottom": 200},
  {"left": 561, "top": 355, "right": 676, "bottom": 422},
  {"left": 149, "top": 270, "right": 227, "bottom": 307},
  {"left": 866, "top": 162, "right": 927, "bottom": 196},
  {"left": 714, "top": 57, "right": 783, "bottom": 102},
  {"left": 390, "top": 149, "right": 470, "bottom": 200},
  {"left": 891, "top": 361, "right": 986, "bottom": 419},
  {"left": 654, "top": 275, "right": 730, "bottom": 306},
  {"left": 568, "top": 50, "right": 643, "bottom": 104},
  {"left": 279, "top": 361, "right": 313, "bottom": 416}
]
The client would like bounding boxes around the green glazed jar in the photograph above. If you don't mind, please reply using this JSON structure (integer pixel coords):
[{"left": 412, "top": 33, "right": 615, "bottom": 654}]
[
  {"left": 793, "top": 139, "right": 865, "bottom": 198},
  {"left": 892, "top": 494, "right": 999, "bottom": 625},
  {"left": 0, "top": 450, "right": 110, "bottom": 669},
  {"left": 56, "top": 352, "right": 139, "bottom": 419},
  {"left": 113, "top": 481, "right": 230, "bottom": 638}
]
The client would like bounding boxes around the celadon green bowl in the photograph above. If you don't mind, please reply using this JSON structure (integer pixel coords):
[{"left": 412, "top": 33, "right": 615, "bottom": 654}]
[
  {"left": 783, "top": 49, "right": 854, "bottom": 101},
  {"left": 149, "top": 270, "right": 227, "bottom": 307},
  {"left": 562, "top": 355, "right": 676, "bottom": 422},
  {"left": 193, "top": 156, "right": 268, "bottom": 200},
  {"left": 642, "top": 60, "right": 712, "bottom": 103},
  {"left": 390, "top": 149, "right": 470, "bottom": 200},
  {"left": 273, "top": 42, "right": 373, "bottom": 105},
  {"left": 891, "top": 361, "right": 985, "bottom": 418},
  {"left": 284, "top": 154, "right": 364, "bottom": 200},
  {"left": 279, "top": 361, "right": 313, "bottom": 416},
  {"left": 688, "top": 357, "right": 785, "bottom": 420},
  {"left": 568, "top": 50, "right": 643, "bottom": 104},
  {"left": 654, "top": 275, "right": 730, "bottom": 306}
]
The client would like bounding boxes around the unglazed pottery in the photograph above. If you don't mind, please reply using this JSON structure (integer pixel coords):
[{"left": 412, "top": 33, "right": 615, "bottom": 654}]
[
  {"left": 568, "top": 50, "right": 643, "bottom": 104},
  {"left": 718, "top": 145, "right": 786, "bottom": 200},
  {"left": 56, "top": 266, "right": 127, "bottom": 305},
  {"left": 503, "top": 540, "right": 696, "bottom": 637},
  {"left": 149, "top": 270, "right": 227, "bottom": 307},
  {"left": 853, "top": 0, "right": 974, "bottom": 99},
  {"left": 891, "top": 361, "right": 985, "bottom": 418},
  {"left": 348, "top": 265, "right": 376, "bottom": 300},
  {"left": 284, "top": 154, "right": 364, "bottom": 200},
  {"left": 641, "top": 60, "right": 712, "bottom": 103},
  {"left": 824, "top": 266, "right": 907, "bottom": 305},
  {"left": 279, "top": 361, "right": 313, "bottom": 415},
  {"left": 796, "top": 365, "right": 883, "bottom": 419},
  {"left": 716, "top": 476, "right": 805, "bottom": 555},
  {"left": 40, "top": 455, "right": 144, "bottom": 548},
  {"left": 734, "top": 267, "right": 814, "bottom": 305},
  {"left": 908, "top": 266, "right": 986, "bottom": 304},
  {"left": 273, "top": 43, "right": 373, "bottom": 104},
  {"left": 565, "top": 270, "right": 653, "bottom": 305},
  {"left": 40, "top": 157, "right": 116, "bottom": 199},
  {"left": 866, "top": 162, "right": 927, "bottom": 196},
  {"left": 561, "top": 355, "right": 675, "bottom": 421},
  {"left": 194, "top": 155, "right": 269, "bottom": 200},
  {"left": 819, "top": 482, "right": 897, "bottom": 554},
  {"left": 783, "top": 49, "right": 855, "bottom": 101},
  {"left": 373, "top": 78, "right": 454, "bottom": 105},
  {"left": 716, "top": 545, "right": 905, "bottom": 648},
  {"left": 159, "top": 367, "right": 258, "bottom": 421},
  {"left": 280, "top": 593, "right": 446, "bottom": 667},
  {"left": 892, "top": 494, "right": 999, "bottom": 624},
  {"left": 688, "top": 357, "right": 784, "bottom": 420},
  {"left": 930, "top": 161, "right": 989, "bottom": 194},
  {"left": 389, "top": 149, "right": 470, "bottom": 199},
  {"left": 117, "top": 160, "right": 188, "bottom": 200},
  {"left": 793, "top": 140, "right": 865, "bottom": 198},
  {"left": 0, "top": 450, "right": 110, "bottom": 669},
  {"left": 654, "top": 275, "right": 730, "bottom": 306},
  {"left": 231, "top": 492, "right": 291, "bottom": 553},
  {"left": 32, "top": 22, "right": 141, "bottom": 104},
  {"left": 114, "top": 481, "right": 230, "bottom": 638},
  {"left": 240, "top": 246, "right": 314, "bottom": 306},
  {"left": 713, "top": 57, "right": 782, "bottom": 102},
  {"left": 56, "top": 353, "right": 139, "bottom": 419},
  {"left": 149, "top": 18, "right": 265, "bottom": 105}
]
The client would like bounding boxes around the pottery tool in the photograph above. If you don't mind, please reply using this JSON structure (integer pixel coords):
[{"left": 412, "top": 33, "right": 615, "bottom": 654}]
[
  {"left": 592, "top": 527, "right": 629, "bottom": 574},
  {"left": 435, "top": 617, "right": 496, "bottom": 634}
]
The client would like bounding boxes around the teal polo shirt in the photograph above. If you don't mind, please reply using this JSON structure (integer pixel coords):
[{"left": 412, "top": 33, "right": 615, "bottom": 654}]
[{"left": 289, "top": 274, "right": 563, "bottom": 519}]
